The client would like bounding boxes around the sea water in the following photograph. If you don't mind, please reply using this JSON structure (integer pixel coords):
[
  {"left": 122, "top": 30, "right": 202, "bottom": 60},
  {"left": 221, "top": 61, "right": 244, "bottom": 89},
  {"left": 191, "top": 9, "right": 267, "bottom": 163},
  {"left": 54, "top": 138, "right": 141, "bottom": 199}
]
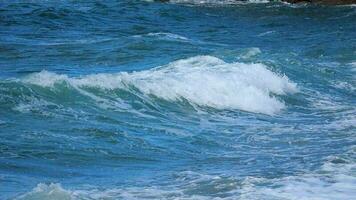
[{"left": 0, "top": 0, "right": 355, "bottom": 199}]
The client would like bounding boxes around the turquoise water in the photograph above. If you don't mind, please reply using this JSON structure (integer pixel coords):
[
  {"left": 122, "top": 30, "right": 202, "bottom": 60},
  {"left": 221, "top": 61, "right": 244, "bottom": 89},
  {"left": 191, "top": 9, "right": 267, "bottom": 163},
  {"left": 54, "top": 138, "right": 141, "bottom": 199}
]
[{"left": 0, "top": 1, "right": 355, "bottom": 199}]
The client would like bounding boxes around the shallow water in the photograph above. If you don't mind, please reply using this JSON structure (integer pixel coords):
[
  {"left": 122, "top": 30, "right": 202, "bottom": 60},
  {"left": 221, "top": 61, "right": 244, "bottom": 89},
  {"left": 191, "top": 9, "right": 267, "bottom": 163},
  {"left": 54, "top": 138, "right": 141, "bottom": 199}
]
[{"left": 0, "top": 0, "right": 355, "bottom": 199}]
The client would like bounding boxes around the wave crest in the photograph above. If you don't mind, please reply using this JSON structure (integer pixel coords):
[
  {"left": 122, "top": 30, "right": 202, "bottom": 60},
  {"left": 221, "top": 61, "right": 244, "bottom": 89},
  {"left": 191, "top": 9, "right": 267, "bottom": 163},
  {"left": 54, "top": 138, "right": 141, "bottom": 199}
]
[{"left": 23, "top": 56, "right": 297, "bottom": 115}]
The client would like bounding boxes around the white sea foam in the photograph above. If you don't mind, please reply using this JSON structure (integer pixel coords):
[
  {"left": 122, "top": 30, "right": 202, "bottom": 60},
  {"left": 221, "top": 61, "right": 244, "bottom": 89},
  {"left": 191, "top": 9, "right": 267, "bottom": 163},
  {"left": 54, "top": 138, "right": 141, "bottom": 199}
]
[
  {"left": 133, "top": 32, "right": 190, "bottom": 42},
  {"left": 23, "top": 56, "right": 297, "bottom": 115},
  {"left": 13, "top": 97, "right": 55, "bottom": 115},
  {"left": 132, "top": 32, "right": 225, "bottom": 46},
  {"left": 257, "top": 30, "right": 276, "bottom": 37},
  {"left": 242, "top": 175, "right": 356, "bottom": 200},
  {"left": 240, "top": 149, "right": 356, "bottom": 200},
  {"left": 240, "top": 47, "right": 262, "bottom": 59},
  {"left": 15, "top": 183, "right": 72, "bottom": 200},
  {"left": 17, "top": 155, "right": 356, "bottom": 200},
  {"left": 146, "top": 32, "right": 189, "bottom": 41},
  {"left": 350, "top": 61, "right": 356, "bottom": 72},
  {"left": 334, "top": 81, "right": 355, "bottom": 92},
  {"left": 247, "top": 163, "right": 356, "bottom": 200},
  {"left": 16, "top": 184, "right": 187, "bottom": 200}
]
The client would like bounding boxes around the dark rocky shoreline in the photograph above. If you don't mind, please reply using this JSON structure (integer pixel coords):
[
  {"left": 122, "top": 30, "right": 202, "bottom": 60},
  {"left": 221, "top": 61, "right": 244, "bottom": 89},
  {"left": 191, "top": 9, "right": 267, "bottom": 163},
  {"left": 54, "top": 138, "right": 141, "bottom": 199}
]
[
  {"left": 156, "top": 0, "right": 356, "bottom": 5},
  {"left": 282, "top": 0, "right": 356, "bottom": 5}
]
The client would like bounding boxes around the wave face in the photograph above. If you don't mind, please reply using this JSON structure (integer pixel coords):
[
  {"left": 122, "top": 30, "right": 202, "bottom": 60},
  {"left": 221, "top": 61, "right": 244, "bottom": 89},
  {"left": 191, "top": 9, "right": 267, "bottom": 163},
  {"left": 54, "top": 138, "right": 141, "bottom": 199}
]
[
  {"left": 1, "top": 1, "right": 355, "bottom": 200},
  {"left": 22, "top": 56, "right": 297, "bottom": 115}
]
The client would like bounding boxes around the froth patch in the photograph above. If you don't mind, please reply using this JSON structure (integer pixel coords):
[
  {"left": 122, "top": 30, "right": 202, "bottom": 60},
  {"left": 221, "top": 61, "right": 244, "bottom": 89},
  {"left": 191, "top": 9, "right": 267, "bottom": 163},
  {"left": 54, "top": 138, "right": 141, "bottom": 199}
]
[
  {"left": 23, "top": 56, "right": 297, "bottom": 115},
  {"left": 240, "top": 47, "right": 262, "bottom": 59},
  {"left": 18, "top": 158, "right": 356, "bottom": 200},
  {"left": 134, "top": 32, "right": 190, "bottom": 42},
  {"left": 16, "top": 183, "right": 72, "bottom": 200},
  {"left": 129, "top": 56, "right": 297, "bottom": 115},
  {"left": 23, "top": 71, "right": 69, "bottom": 87},
  {"left": 350, "top": 62, "right": 356, "bottom": 72}
]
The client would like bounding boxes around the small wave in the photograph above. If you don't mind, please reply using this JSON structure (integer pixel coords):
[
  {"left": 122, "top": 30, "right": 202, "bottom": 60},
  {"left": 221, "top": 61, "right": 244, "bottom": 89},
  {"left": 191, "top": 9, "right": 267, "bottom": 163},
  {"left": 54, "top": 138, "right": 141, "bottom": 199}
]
[
  {"left": 133, "top": 32, "right": 226, "bottom": 46},
  {"left": 15, "top": 183, "right": 72, "bottom": 200},
  {"left": 257, "top": 30, "right": 276, "bottom": 37},
  {"left": 22, "top": 56, "right": 297, "bottom": 115},
  {"left": 133, "top": 32, "right": 190, "bottom": 42},
  {"left": 146, "top": 32, "right": 189, "bottom": 41},
  {"left": 16, "top": 183, "right": 180, "bottom": 200},
  {"left": 350, "top": 61, "right": 356, "bottom": 72},
  {"left": 240, "top": 47, "right": 262, "bottom": 59}
]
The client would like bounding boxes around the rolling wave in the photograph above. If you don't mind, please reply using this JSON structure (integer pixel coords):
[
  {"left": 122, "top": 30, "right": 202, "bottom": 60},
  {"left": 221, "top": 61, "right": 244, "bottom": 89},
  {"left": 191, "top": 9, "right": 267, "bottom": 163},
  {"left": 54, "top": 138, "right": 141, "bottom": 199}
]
[{"left": 17, "top": 56, "right": 297, "bottom": 115}]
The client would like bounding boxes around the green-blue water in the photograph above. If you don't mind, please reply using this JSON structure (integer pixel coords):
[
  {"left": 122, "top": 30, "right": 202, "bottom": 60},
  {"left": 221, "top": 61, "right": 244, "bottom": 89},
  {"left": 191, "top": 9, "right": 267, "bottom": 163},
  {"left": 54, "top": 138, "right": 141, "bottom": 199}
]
[{"left": 0, "top": 1, "right": 355, "bottom": 199}]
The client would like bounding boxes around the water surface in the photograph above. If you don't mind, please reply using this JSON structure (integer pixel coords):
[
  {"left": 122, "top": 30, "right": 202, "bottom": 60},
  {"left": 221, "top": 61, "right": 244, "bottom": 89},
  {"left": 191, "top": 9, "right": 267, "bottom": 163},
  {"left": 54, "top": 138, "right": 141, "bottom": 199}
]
[{"left": 0, "top": 1, "right": 355, "bottom": 199}]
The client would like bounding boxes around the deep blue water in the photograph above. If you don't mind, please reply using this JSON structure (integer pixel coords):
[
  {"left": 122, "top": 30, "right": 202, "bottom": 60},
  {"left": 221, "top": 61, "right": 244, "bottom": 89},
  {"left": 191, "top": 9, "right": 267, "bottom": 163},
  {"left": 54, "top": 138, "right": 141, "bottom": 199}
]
[{"left": 0, "top": 1, "right": 355, "bottom": 199}]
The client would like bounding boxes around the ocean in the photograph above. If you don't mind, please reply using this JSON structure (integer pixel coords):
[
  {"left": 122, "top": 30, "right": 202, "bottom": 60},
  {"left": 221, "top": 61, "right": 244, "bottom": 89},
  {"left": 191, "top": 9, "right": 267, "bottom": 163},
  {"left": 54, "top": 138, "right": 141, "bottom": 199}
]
[{"left": 0, "top": 0, "right": 355, "bottom": 199}]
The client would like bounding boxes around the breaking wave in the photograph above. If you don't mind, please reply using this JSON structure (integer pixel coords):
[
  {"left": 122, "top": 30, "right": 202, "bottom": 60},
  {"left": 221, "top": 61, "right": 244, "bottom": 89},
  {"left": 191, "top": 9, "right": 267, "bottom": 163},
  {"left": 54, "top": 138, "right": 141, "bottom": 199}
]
[{"left": 21, "top": 56, "right": 297, "bottom": 115}]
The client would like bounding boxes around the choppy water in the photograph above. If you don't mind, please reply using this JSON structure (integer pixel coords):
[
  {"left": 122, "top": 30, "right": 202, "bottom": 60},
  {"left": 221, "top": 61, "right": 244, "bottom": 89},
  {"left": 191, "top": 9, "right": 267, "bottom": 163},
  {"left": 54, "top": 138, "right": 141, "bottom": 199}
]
[{"left": 0, "top": 1, "right": 355, "bottom": 199}]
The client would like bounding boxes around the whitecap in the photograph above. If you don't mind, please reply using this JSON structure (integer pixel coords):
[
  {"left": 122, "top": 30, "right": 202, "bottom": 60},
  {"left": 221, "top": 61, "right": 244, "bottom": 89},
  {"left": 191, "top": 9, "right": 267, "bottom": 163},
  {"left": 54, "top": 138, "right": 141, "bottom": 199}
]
[
  {"left": 350, "top": 61, "right": 356, "bottom": 72},
  {"left": 240, "top": 47, "right": 262, "bottom": 59},
  {"left": 23, "top": 55, "right": 297, "bottom": 115},
  {"left": 133, "top": 32, "right": 190, "bottom": 42},
  {"left": 257, "top": 30, "right": 276, "bottom": 37},
  {"left": 15, "top": 183, "right": 73, "bottom": 200},
  {"left": 146, "top": 32, "right": 189, "bottom": 41}
]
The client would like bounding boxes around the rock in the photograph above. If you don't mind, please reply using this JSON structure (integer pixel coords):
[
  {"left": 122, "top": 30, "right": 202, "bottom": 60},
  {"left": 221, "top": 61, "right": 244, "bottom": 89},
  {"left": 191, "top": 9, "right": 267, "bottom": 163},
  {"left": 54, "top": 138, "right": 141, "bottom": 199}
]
[
  {"left": 155, "top": 0, "right": 356, "bottom": 5},
  {"left": 282, "top": 0, "right": 356, "bottom": 5}
]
